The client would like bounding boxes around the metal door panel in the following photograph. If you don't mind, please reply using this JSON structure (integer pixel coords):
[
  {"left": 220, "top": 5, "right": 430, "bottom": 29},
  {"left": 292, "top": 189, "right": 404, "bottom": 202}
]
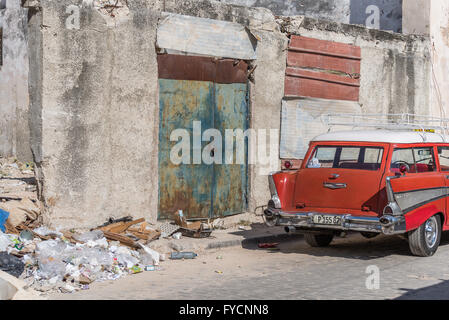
[
  {"left": 158, "top": 79, "right": 214, "bottom": 219},
  {"left": 212, "top": 83, "right": 249, "bottom": 216}
]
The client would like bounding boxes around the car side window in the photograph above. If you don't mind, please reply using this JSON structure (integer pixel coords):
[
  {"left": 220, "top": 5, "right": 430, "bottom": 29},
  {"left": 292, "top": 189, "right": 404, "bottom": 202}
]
[
  {"left": 413, "top": 147, "right": 435, "bottom": 172},
  {"left": 390, "top": 148, "right": 416, "bottom": 173},
  {"left": 438, "top": 147, "right": 449, "bottom": 171},
  {"left": 390, "top": 147, "right": 436, "bottom": 173}
]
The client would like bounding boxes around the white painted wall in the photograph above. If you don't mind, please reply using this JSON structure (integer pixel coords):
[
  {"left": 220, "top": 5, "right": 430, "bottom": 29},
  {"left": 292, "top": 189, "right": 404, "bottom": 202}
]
[{"left": 429, "top": 0, "right": 449, "bottom": 121}]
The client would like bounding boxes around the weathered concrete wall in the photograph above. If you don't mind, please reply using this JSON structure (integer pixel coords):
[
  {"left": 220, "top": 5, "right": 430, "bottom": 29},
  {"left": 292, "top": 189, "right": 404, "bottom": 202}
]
[
  {"left": 218, "top": 0, "right": 350, "bottom": 23},
  {"left": 402, "top": 0, "right": 430, "bottom": 35},
  {"left": 28, "top": 0, "right": 161, "bottom": 229},
  {"left": 218, "top": 0, "right": 403, "bottom": 32},
  {"left": 0, "top": 0, "right": 32, "bottom": 161},
  {"left": 280, "top": 17, "right": 431, "bottom": 118},
  {"left": 402, "top": 0, "right": 449, "bottom": 124},
  {"left": 429, "top": 0, "right": 449, "bottom": 121}
]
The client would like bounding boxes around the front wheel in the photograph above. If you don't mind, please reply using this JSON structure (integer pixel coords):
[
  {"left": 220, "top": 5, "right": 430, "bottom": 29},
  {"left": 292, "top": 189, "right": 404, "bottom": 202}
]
[
  {"left": 304, "top": 233, "right": 334, "bottom": 247},
  {"left": 408, "top": 215, "right": 442, "bottom": 257}
]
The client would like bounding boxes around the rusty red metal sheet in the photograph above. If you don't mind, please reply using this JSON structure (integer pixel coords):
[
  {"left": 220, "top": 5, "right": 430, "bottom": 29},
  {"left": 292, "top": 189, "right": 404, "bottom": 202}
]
[
  {"left": 284, "top": 75, "right": 359, "bottom": 101},
  {"left": 287, "top": 51, "right": 361, "bottom": 75},
  {"left": 289, "top": 36, "right": 361, "bottom": 60},
  {"left": 285, "top": 67, "right": 360, "bottom": 87},
  {"left": 157, "top": 54, "right": 248, "bottom": 84},
  {"left": 285, "top": 36, "right": 361, "bottom": 101}
]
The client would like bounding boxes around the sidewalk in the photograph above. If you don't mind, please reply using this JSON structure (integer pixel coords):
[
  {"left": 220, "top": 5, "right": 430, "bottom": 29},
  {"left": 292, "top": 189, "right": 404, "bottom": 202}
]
[{"left": 147, "top": 222, "right": 304, "bottom": 255}]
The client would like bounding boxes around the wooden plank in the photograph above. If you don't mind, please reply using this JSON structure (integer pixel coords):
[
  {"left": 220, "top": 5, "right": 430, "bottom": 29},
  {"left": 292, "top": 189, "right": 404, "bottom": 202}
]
[
  {"left": 99, "top": 218, "right": 145, "bottom": 234},
  {"left": 128, "top": 230, "right": 161, "bottom": 241},
  {"left": 103, "top": 231, "right": 139, "bottom": 248}
]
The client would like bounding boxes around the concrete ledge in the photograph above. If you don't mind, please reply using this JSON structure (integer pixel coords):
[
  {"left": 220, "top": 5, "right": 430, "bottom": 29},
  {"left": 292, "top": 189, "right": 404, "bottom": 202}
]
[{"left": 0, "top": 270, "right": 43, "bottom": 300}]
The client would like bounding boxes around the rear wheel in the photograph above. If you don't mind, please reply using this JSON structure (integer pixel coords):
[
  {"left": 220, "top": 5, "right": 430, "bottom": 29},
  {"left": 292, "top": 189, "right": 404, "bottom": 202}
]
[
  {"left": 304, "top": 233, "right": 334, "bottom": 247},
  {"left": 408, "top": 215, "right": 441, "bottom": 257}
]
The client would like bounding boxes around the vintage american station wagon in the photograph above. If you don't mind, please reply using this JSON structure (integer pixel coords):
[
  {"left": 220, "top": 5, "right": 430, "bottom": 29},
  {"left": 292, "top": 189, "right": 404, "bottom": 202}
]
[{"left": 264, "top": 129, "right": 449, "bottom": 256}]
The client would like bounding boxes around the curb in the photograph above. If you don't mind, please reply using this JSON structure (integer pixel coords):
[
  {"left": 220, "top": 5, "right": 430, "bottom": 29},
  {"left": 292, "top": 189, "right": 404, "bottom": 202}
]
[{"left": 205, "top": 232, "right": 304, "bottom": 250}]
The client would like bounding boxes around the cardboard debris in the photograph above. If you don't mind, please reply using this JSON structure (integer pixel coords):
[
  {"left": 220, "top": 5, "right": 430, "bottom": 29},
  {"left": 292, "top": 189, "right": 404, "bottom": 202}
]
[
  {"left": 174, "top": 211, "right": 202, "bottom": 230},
  {"left": 0, "top": 198, "right": 41, "bottom": 229},
  {"left": 1, "top": 203, "right": 27, "bottom": 228},
  {"left": 174, "top": 211, "right": 212, "bottom": 238}
]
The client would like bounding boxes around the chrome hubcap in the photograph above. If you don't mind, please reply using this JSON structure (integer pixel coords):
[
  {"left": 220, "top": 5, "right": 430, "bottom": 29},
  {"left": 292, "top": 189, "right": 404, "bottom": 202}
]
[{"left": 425, "top": 216, "right": 438, "bottom": 248}]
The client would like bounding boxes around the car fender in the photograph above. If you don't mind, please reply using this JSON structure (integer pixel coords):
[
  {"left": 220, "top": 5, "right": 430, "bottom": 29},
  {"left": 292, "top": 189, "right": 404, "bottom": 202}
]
[{"left": 404, "top": 205, "right": 442, "bottom": 231}]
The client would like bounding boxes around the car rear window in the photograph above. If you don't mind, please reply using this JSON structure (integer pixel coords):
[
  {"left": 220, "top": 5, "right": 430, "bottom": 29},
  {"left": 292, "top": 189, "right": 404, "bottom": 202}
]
[{"left": 307, "top": 146, "right": 384, "bottom": 171}]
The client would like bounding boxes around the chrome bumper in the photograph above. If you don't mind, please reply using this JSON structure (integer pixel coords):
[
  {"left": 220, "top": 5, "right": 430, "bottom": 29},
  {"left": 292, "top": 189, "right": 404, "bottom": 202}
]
[{"left": 264, "top": 208, "right": 406, "bottom": 235}]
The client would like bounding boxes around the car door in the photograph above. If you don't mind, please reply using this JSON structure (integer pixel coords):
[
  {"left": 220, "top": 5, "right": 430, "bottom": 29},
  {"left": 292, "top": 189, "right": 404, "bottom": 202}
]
[
  {"left": 387, "top": 145, "right": 446, "bottom": 219},
  {"left": 436, "top": 145, "right": 449, "bottom": 226}
]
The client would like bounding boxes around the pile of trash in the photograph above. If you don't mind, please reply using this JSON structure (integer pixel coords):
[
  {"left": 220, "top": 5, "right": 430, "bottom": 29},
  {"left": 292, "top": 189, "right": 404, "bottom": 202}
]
[
  {"left": 0, "top": 222, "right": 164, "bottom": 294},
  {"left": 0, "top": 211, "right": 213, "bottom": 295},
  {"left": 0, "top": 156, "right": 215, "bottom": 295}
]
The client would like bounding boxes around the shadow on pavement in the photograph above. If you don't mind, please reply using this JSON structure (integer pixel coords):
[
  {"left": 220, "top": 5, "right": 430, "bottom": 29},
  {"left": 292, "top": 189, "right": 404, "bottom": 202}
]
[
  {"left": 395, "top": 279, "right": 449, "bottom": 300},
  {"left": 231, "top": 223, "right": 449, "bottom": 261}
]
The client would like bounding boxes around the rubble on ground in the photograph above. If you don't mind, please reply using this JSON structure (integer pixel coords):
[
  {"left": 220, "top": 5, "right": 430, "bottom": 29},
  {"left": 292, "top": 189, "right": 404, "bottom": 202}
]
[{"left": 0, "top": 157, "right": 251, "bottom": 296}]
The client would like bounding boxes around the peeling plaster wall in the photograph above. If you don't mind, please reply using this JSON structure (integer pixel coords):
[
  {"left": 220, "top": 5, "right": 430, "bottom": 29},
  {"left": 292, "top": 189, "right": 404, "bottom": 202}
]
[
  {"left": 0, "top": 0, "right": 32, "bottom": 161},
  {"left": 402, "top": 0, "right": 430, "bottom": 35},
  {"left": 218, "top": 0, "right": 403, "bottom": 32},
  {"left": 28, "top": 0, "right": 161, "bottom": 229},
  {"left": 217, "top": 0, "right": 351, "bottom": 23},
  {"left": 403, "top": 0, "right": 449, "bottom": 130},
  {"left": 429, "top": 0, "right": 449, "bottom": 122}
]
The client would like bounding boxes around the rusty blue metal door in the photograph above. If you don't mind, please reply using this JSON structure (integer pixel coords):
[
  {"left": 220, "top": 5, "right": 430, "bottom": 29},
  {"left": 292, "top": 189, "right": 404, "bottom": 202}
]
[
  {"left": 158, "top": 55, "right": 248, "bottom": 220},
  {"left": 212, "top": 83, "right": 249, "bottom": 217},
  {"left": 158, "top": 79, "right": 215, "bottom": 219}
]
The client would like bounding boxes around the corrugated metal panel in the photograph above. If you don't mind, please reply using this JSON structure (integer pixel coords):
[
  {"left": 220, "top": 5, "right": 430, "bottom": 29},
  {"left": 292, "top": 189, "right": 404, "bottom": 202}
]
[
  {"left": 158, "top": 55, "right": 248, "bottom": 84},
  {"left": 285, "top": 36, "right": 361, "bottom": 101},
  {"left": 157, "top": 12, "right": 257, "bottom": 60},
  {"left": 280, "top": 98, "right": 362, "bottom": 159}
]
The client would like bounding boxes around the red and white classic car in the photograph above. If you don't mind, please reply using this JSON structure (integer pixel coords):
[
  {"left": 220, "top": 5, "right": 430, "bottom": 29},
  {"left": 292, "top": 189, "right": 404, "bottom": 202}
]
[{"left": 265, "top": 129, "right": 449, "bottom": 256}]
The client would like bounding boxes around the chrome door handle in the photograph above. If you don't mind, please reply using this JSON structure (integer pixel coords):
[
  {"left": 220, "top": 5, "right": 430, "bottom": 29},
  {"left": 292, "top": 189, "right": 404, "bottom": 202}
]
[{"left": 323, "top": 182, "right": 347, "bottom": 189}]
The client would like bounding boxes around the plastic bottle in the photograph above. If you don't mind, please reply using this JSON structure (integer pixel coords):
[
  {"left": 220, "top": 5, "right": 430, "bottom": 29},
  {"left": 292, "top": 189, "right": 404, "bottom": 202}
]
[{"left": 170, "top": 252, "right": 198, "bottom": 260}]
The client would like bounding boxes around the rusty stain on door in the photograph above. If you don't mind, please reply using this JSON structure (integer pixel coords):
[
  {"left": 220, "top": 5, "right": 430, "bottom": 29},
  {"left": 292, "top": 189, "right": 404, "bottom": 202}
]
[{"left": 158, "top": 55, "right": 249, "bottom": 220}]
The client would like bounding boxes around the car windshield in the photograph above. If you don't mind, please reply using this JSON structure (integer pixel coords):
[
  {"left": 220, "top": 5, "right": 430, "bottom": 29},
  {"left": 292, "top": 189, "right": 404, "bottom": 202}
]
[{"left": 307, "top": 146, "right": 384, "bottom": 171}]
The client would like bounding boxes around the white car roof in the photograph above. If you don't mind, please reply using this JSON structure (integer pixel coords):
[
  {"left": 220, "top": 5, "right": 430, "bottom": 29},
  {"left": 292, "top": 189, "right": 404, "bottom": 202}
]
[{"left": 312, "top": 130, "right": 449, "bottom": 144}]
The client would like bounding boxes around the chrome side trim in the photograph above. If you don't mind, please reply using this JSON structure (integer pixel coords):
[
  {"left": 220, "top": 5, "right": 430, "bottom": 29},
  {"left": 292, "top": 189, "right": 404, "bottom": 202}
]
[{"left": 385, "top": 176, "right": 403, "bottom": 216}]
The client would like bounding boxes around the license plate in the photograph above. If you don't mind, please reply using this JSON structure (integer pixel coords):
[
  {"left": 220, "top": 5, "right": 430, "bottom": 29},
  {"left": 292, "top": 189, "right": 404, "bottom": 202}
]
[{"left": 312, "top": 215, "right": 342, "bottom": 225}]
